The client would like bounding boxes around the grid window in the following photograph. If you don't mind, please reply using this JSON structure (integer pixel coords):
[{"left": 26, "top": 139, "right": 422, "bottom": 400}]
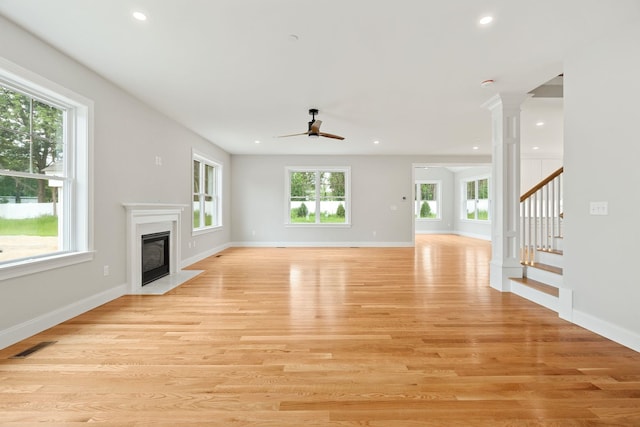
[
  {"left": 193, "top": 153, "right": 221, "bottom": 231},
  {"left": 286, "top": 167, "right": 349, "bottom": 225},
  {"left": 0, "top": 61, "right": 91, "bottom": 277}
]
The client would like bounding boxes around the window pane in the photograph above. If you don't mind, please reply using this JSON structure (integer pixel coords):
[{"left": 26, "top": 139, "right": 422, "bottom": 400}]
[
  {"left": 466, "top": 181, "right": 475, "bottom": 199},
  {"left": 421, "top": 183, "right": 435, "bottom": 201},
  {"left": 204, "top": 195, "right": 214, "bottom": 227},
  {"left": 193, "top": 194, "right": 201, "bottom": 227},
  {"left": 193, "top": 160, "right": 200, "bottom": 193},
  {"left": 204, "top": 164, "right": 214, "bottom": 196},
  {"left": 0, "top": 88, "right": 64, "bottom": 175},
  {"left": 477, "top": 179, "right": 489, "bottom": 220},
  {"left": 289, "top": 171, "right": 316, "bottom": 223},
  {"left": 478, "top": 179, "right": 489, "bottom": 199},
  {"left": 0, "top": 86, "right": 30, "bottom": 134},
  {"left": 0, "top": 128, "right": 29, "bottom": 172},
  {"left": 319, "top": 171, "right": 345, "bottom": 223},
  {"left": 466, "top": 200, "right": 476, "bottom": 219},
  {"left": 0, "top": 175, "right": 61, "bottom": 263}
]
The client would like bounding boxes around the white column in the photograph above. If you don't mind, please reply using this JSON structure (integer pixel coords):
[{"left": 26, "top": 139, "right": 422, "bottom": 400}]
[{"left": 482, "top": 94, "right": 528, "bottom": 291}]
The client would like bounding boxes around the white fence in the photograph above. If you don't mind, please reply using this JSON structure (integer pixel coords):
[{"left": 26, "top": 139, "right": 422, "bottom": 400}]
[{"left": 0, "top": 203, "right": 55, "bottom": 219}]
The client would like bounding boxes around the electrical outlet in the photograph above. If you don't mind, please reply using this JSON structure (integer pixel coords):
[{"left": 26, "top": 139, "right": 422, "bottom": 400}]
[{"left": 103, "top": 265, "right": 110, "bottom": 276}]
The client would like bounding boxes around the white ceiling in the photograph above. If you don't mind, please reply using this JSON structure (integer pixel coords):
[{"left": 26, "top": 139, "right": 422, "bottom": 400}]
[{"left": 1, "top": 0, "right": 639, "bottom": 157}]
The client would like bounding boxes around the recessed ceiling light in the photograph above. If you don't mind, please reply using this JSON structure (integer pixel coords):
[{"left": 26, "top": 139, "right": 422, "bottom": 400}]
[
  {"left": 132, "top": 11, "right": 147, "bottom": 21},
  {"left": 472, "top": 146, "right": 480, "bottom": 150},
  {"left": 536, "top": 121, "right": 545, "bottom": 127},
  {"left": 479, "top": 16, "right": 493, "bottom": 25},
  {"left": 254, "top": 140, "right": 261, "bottom": 144},
  {"left": 532, "top": 146, "right": 540, "bottom": 150},
  {"left": 480, "top": 79, "right": 495, "bottom": 87},
  {"left": 373, "top": 140, "right": 380, "bottom": 145}
]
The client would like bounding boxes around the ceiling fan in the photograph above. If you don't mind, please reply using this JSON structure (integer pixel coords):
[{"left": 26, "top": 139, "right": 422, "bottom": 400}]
[{"left": 278, "top": 108, "right": 345, "bottom": 140}]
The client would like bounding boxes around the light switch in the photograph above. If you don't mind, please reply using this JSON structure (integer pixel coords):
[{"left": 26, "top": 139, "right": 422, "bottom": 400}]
[{"left": 589, "top": 201, "right": 608, "bottom": 215}]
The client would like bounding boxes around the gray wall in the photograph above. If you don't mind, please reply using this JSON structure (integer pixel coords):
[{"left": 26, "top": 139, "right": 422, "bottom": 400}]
[
  {"left": 231, "top": 155, "right": 414, "bottom": 245},
  {"left": 564, "top": 21, "right": 640, "bottom": 343},
  {"left": 0, "top": 16, "right": 231, "bottom": 340},
  {"left": 231, "top": 156, "right": 491, "bottom": 246}
]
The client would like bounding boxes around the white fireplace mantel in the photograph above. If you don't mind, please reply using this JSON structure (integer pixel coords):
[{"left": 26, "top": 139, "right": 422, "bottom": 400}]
[{"left": 123, "top": 203, "right": 191, "bottom": 294}]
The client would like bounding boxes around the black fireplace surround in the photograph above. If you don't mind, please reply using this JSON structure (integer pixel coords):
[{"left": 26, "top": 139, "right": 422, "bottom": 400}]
[{"left": 141, "top": 231, "right": 170, "bottom": 285}]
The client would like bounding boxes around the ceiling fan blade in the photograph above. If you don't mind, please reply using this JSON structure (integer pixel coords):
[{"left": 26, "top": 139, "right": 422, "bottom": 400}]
[
  {"left": 319, "top": 132, "right": 345, "bottom": 140},
  {"left": 310, "top": 119, "right": 322, "bottom": 134},
  {"left": 276, "top": 131, "right": 309, "bottom": 138}
]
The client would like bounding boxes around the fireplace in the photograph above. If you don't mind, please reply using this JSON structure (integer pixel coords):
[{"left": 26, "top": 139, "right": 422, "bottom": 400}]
[
  {"left": 123, "top": 203, "right": 185, "bottom": 294},
  {"left": 141, "top": 231, "right": 170, "bottom": 285}
]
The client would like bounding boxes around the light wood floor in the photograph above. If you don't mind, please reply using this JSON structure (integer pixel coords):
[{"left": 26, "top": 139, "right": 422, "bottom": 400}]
[{"left": 1, "top": 235, "right": 640, "bottom": 425}]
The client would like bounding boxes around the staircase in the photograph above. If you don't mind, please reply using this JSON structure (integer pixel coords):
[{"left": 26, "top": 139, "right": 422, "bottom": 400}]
[{"left": 510, "top": 168, "right": 571, "bottom": 316}]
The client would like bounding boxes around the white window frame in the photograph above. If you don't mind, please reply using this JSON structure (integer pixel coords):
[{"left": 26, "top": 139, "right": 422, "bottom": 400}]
[
  {"left": 415, "top": 180, "right": 441, "bottom": 220},
  {"left": 285, "top": 166, "right": 351, "bottom": 227},
  {"left": 462, "top": 175, "right": 491, "bottom": 222},
  {"left": 192, "top": 150, "right": 222, "bottom": 235},
  {"left": 0, "top": 58, "right": 93, "bottom": 281}
]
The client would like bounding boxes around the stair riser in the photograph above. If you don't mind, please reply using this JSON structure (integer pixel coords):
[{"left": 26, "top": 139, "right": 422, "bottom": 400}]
[
  {"left": 511, "top": 280, "right": 559, "bottom": 312},
  {"left": 525, "top": 267, "right": 563, "bottom": 287},
  {"left": 536, "top": 251, "right": 564, "bottom": 268}
]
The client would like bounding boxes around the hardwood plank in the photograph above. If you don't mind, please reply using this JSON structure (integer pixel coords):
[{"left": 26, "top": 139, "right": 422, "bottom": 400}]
[{"left": 1, "top": 235, "right": 639, "bottom": 425}]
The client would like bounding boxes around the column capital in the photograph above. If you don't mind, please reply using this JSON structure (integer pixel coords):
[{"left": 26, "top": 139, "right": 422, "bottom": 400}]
[{"left": 481, "top": 93, "right": 530, "bottom": 112}]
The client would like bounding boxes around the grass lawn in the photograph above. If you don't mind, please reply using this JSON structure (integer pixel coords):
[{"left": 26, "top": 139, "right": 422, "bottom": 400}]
[
  {"left": 0, "top": 215, "right": 58, "bottom": 236},
  {"left": 290, "top": 211, "right": 346, "bottom": 224}
]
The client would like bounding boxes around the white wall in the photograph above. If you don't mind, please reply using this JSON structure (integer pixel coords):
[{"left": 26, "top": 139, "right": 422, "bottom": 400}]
[
  {"left": 521, "top": 157, "right": 563, "bottom": 194},
  {"left": 564, "top": 21, "right": 640, "bottom": 349},
  {"left": 0, "top": 16, "right": 231, "bottom": 347}
]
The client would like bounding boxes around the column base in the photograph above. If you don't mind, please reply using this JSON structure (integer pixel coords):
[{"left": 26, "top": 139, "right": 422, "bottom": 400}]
[{"left": 490, "top": 261, "right": 523, "bottom": 292}]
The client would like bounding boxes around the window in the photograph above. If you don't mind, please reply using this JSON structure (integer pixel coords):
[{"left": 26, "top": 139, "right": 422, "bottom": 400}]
[
  {"left": 0, "top": 58, "right": 92, "bottom": 279},
  {"left": 286, "top": 167, "right": 350, "bottom": 225},
  {"left": 463, "top": 177, "right": 490, "bottom": 221},
  {"left": 192, "top": 151, "right": 221, "bottom": 232},
  {"left": 415, "top": 181, "right": 440, "bottom": 219}
]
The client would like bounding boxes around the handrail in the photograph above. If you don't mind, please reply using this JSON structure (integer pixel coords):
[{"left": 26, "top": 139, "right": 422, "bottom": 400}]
[
  {"left": 520, "top": 166, "right": 563, "bottom": 264},
  {"left": 520, "top": 167, "right": 564, "bottom": 202}
]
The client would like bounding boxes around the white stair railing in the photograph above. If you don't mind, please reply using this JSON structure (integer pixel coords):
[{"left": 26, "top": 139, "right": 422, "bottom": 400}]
[{"left": 520, "top": 167, "right": 563, "bottom": 265}]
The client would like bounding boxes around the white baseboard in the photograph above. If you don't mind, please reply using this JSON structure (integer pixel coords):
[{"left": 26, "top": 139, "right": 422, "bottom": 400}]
[
  {"left": 232, "top": 241, "right": 414, "bottom": 248},
  {"left": 180, "top": 242, "right": 232, "bottom": 268},
  {"left": 572, "top": 309, "right": 640, "bottom": 353},
  {"left": 0, "top": 284, "right": 126, "bottom": 350}
]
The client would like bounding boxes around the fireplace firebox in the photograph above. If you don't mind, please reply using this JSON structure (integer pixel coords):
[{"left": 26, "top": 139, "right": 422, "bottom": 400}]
[{"left": 141, "top": 231, "right": 170, "bottom": 285}]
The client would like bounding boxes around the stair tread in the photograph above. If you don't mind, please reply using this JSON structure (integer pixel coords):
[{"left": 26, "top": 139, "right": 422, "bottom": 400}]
[
  {"left": 510, "top": 277, "right": 560, "bottom": 297},
  {"left": 537, "top": 247, "right": 563, "bottom": 256},
  {"left": 522, "top": 262, "right": 563, "bottom": 275}
]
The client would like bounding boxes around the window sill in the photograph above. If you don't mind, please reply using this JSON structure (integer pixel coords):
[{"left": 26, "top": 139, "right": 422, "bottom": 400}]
[
  {"left": 192, "top": 225, "right": 223, "bottom": 236},
  {"left": 416, "top": 218, "right": 441, "bottom": 221},
  {"left": 461, "top": 219, "right": 492, "bottom": 223},
  {"left": 0, "top": 251, "right": 95, "bottom": 281}
]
